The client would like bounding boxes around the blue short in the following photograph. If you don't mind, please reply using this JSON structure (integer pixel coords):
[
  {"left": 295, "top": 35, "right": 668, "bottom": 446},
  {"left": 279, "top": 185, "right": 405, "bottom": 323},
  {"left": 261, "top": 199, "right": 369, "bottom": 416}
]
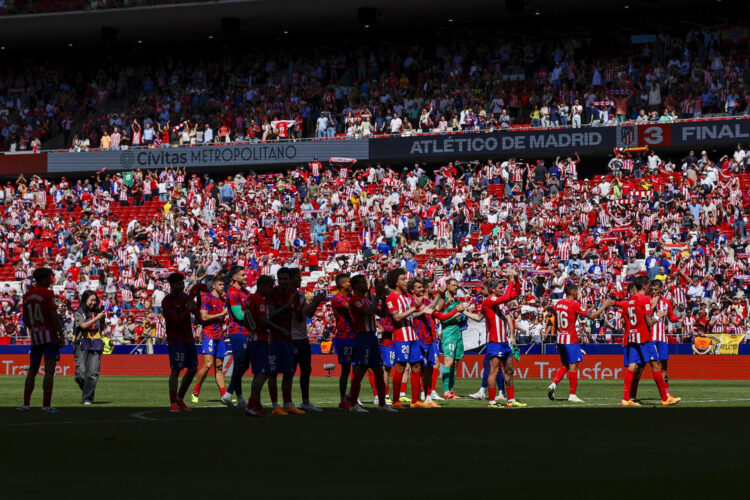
[
  {"left": 485, "top": 341, "right": 512, "bottom": 360},
  {"left": 270, "top": 340, "right": 295, "bottom": 375},
  {"left": 380, "top": 344, "right": 396, "bottom": 367},
  {"left": 353, "top": 332, "right": 383, "bottom": 369},
  {"left": 30, "top": 342, "right": 60, "bottom": 364},
  {"left": 420, "top": 342, "right": 440, "bottom": 367},
  {"left": 654, "top": 340, "right": 669, "bottom": 361},
  {"left": 558, "top": 343, "right": 583, "bottom": 365},
  {"left": 248, "top": 341, "right": 270, "bottom": 375},
  {"left": 201, "top": 336, "right": 227, "bottom": 358},
  {"left": 168, "top": 343, "right": 198, "bottom": 371},
  {"left": 334, "top": 338, "right": 354, "bottom": 365},
  {"left": 229, "top": 334, "right": 249, "bottom": 367},
  {"left": 624, "top": 342, "right": 659, "bottom": 366},
  {"left": 395, "top": 339, "right": 424, "bottom": 364}
]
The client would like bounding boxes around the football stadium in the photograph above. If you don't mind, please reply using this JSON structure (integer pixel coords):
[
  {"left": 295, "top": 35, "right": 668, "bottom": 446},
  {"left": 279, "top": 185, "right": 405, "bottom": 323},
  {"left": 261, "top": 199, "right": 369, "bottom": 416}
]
[{"left": 3, "top": 0, "right": 750, "bottom": 496}]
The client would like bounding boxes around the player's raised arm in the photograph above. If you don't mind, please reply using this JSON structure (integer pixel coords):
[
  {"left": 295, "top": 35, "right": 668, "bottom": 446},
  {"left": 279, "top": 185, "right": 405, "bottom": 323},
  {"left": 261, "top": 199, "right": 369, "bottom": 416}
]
[{"left": 586, "top": 299, "right": 613, "bottom": 320}]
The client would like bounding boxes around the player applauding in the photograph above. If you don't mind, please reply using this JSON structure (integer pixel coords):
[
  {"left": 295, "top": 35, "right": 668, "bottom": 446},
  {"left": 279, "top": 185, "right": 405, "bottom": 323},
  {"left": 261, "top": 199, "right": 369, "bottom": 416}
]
[
  {"left": 162, "top": 272, "right": 201, "bottom": 412},
  {"left": 17, "top": 268, "right": 65, "bottom": 413},
  {"left": 479, "top": 270, "right": 525, "bottom": 408},
  {"left": 347, "top": 274, "right": 395, "bottom": 412},
  {"left": 244, "top": 275, "right": 290, "bottom": 417},
  {"left": 621, "top": 276, "right": 680, "bottom": 407},
  {"left": 330, "top": 273, "right": 356, "bottom": 409},
  {"left": 548, "top": 283, "right": 612, "bottom": 403},
  {"left": 386, "top": 268, "right": 433, "bottom": 409},
  {"left": 192, "top": 275, "right": 229, "bottom": 404}
]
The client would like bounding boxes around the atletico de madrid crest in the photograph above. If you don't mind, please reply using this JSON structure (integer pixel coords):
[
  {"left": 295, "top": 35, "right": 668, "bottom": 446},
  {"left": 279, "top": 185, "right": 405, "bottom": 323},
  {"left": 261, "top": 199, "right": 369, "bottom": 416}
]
[{"left": 617, "top": 126, "right": 636, "bottom": 148}]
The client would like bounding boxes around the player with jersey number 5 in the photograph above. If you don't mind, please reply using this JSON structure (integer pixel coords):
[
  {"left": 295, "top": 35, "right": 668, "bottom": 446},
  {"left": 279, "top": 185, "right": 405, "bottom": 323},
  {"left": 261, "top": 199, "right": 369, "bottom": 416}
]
[
  {"left": 17, "top": 268, "right": 65, "bottom": 413},
  {"left": 548, "top": 283, "right": 613, "bottom": 403},
  {"left": 161, "top": 272, "right": 201, "bottom": 413},
  {"left": 621, "top": 276, "right": 680, "bottom": 407}
]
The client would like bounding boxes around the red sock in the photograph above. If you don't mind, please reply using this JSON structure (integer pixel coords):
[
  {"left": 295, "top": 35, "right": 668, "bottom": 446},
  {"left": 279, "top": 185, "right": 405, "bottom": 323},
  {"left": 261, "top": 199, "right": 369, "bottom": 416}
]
[
  {"left": 653, "top": 371, "right": 668, "bottom": 401},
  {"left": 410, "top": 372, "right": 421, "bottom": 403},
  {"left": 623, "top": 370, "right": 634, "bottom": 401},
  {"left": 489, "top": 387, "right": 496, "bottom": 401},
  {"left": 553, "top": 367, "right": 567, "bottom": 385},
  {"left": 392, "top": 371, "right": 403, "bottom": 402},
  {"left": 367, "top": 371, "right": 377, "bottom": 396},
  {"left": 506, "top": 385, "right": 515, "bottom": 401},
  {"left": 43, "top": 391, "right": 51, "bottom": 408},
  {"left": 568, "top": 370, "right": 578, "bottom": 395},
  {"left": 282, "top": 385, "right": 292, "bottom": 405},
  {"left": 375, "top": 374, "right": 386, "bottom": 406},
  {"left": 219, "top": 387, "right": 226, "bottom": 397},
  {"left": 193, "top": 383, "right": 201, "bottom": 395},
  {"left": 269, "top": 384, "right": 278, "bottom": 404},
  {"left": 400, "top": 380, "right": 407, "bottom": 395},
  {"left": 23, "top": 388, "right": 31, "bottom": 406},
  {"left": 431, "top": 367, "right": 439, "bottom": 392},
  {"left": 350, "top": 374, "right": 362, "bottom": 404}
]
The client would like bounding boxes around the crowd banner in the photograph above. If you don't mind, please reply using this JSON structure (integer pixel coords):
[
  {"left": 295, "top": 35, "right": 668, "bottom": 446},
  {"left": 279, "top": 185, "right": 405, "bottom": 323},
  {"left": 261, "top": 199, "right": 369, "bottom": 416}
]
[
  {"left": 708, "top": 334, "right": 745, "bottom": 355},
  {"left": 45, "top": 140, "right": 369, "bottom": 173},
  {"left": 2, "top": 354, "right": 750, "bottom": 379}
]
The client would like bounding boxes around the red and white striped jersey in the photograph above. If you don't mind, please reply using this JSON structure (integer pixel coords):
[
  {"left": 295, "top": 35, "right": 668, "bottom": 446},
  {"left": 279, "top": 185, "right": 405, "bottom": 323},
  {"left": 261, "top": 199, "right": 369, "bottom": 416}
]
[
  {"left": 481, "top": 280, "right": 521, "bottom": 343},
  {"left": 155, "top": 315, "right": 166, "bottom": 338},
  {"left": 652, "top": 298, "right": 678, "bottom": 342},
  {"left": 284, "top": 226, "right": 297, "bottom": 240},
  {"left": 386, "top": 292, "right": 416, "bottom": 342},
  {"left": 558, "top": 239, "right": 571, "bottom": 261},
  {"left": 681, "top": 316, "right": 696, "bottom": 336},
  {"left": 670, "top": 285, "right": 687, "bottom": 306}
]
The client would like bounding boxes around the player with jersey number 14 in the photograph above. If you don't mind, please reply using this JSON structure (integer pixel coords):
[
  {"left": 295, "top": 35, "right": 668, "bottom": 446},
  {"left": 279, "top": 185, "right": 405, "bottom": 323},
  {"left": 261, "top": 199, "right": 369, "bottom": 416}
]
[{"left": 17, "top": 268, "right": 65, "bottom": 414}]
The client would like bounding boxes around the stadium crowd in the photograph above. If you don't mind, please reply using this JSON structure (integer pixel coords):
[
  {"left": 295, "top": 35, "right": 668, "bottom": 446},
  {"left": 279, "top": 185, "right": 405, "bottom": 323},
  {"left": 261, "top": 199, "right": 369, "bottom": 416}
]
[
  {"left": 2, "top": 141, "right": 750, "bottom": 351},
  {"left": 2, "top": 24, "right": 750, "bottom": 152}
]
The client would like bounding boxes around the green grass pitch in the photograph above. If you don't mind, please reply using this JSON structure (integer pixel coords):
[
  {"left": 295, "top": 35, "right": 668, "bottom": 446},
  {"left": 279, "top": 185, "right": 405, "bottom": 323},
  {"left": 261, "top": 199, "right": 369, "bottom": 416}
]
[{"left": 2, "top": 376, "right": 749, "bottom": 498}]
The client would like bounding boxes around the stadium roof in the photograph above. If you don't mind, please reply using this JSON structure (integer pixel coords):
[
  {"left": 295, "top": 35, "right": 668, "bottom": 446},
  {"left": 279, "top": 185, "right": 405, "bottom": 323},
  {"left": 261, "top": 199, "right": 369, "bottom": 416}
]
[{"left": 0, "top": 0, "right": 741, "bottom": 48}]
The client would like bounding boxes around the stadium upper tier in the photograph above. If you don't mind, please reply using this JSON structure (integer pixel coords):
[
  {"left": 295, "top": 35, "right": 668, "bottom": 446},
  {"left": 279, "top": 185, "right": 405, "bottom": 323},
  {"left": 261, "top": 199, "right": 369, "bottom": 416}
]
[{"left": 1, "top": 24, "right": 749, "bottom": 154}]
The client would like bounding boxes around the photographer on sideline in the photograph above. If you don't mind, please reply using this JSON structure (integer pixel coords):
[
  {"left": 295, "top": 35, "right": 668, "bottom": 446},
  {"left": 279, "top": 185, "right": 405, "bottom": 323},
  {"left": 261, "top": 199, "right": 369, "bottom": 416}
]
[{"left": 74, "top": 290, "right": 107, "bottom": 405}]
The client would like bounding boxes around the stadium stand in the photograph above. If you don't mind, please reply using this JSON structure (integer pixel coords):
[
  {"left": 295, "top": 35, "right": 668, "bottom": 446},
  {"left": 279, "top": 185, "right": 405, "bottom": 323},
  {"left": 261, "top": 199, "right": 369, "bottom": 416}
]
[
  {"left": 2, "top": 23, "right": 750, "bottom": 152},
  {"left": 1, "top": 142, "right": 750, "bottom": 349}
]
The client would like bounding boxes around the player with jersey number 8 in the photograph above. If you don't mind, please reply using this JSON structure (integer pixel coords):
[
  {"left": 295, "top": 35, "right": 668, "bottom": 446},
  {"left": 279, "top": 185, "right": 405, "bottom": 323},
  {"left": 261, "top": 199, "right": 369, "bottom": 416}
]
[{"left": 17, "top": 268, "right": 65, "bottom": 413}]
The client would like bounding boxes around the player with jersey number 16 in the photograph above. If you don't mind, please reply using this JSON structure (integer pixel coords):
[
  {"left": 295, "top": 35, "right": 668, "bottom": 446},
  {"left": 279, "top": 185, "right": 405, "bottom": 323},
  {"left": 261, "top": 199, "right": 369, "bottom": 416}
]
[
  {"left": 548, "top": 283, "right": 613, "bottom": 403},
  {"left": 17, "top": 268, "right": 65, "bottom": 414}
]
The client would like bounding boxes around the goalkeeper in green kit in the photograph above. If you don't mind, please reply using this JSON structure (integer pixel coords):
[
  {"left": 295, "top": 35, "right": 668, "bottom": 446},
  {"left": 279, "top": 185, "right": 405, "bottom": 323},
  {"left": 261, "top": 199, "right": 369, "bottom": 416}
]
[{"left": 433, "top": 278, "right": 468, "bottom": 399}]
